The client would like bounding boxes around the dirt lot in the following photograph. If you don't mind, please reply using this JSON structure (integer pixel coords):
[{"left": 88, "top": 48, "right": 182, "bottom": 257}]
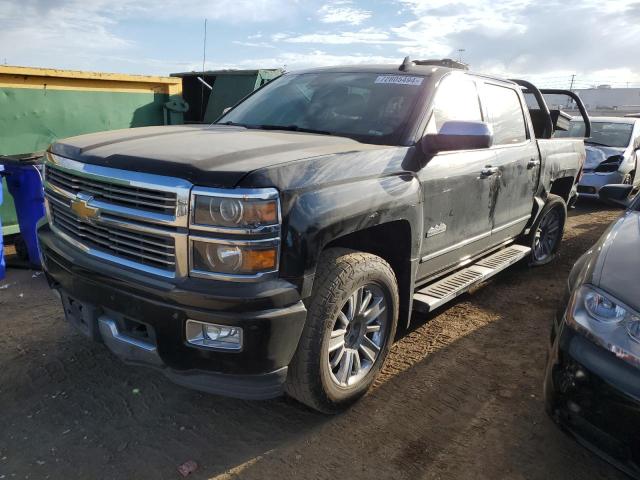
[{"left": 0, "top": 200, "right": 628, "bottom": 480}]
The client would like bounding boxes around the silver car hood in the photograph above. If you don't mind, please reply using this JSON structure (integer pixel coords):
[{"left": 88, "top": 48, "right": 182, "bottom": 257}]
[{"left": 584, "top": 145, "right": 625, "bottom": 169}]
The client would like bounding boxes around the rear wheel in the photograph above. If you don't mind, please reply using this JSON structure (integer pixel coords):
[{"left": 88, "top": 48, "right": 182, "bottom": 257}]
[
  {"left": 285, "top": 248, "right": 398, "bottom": 413},
  {"left": 526, "top": 194, "right": 567, "bottom": 266}
]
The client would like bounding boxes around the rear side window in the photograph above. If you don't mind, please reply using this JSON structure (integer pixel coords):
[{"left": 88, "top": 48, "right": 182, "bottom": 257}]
[
  {"left": 483, "top": 84, "right": 527, "bottom": 145},
  {"left": 430, "top": 75, "right": 482, "bottom": 131}
]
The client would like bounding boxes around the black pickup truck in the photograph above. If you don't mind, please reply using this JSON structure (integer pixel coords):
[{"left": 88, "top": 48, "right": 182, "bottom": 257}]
[{"left": 38, "top": 59, "right": 590, "bottom": 413}]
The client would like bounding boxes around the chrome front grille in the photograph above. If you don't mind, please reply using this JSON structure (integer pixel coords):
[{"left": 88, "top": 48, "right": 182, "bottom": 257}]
[
  {"left": 46, "top": 165, "right": 177, "bottom": 214},
  {"left": 48, "top": 195, "right": 176, "bottom": 270},
  {"left": 44, "top": 153, "right": 191, "bottom": 278}
]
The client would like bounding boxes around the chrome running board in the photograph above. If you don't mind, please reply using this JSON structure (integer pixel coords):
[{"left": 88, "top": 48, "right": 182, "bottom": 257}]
[{"left": 414, "top": 244, "right": 531, "bottom": 312}]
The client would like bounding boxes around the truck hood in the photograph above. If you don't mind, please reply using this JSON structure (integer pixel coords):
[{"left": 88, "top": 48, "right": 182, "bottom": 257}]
[
  {"left": 589, "top": 211, "right": 640, "bottom": 310},
  {"left": 50, "top": 125, "right": 387, "bottom": 187},
  {"left": 584, "top": 145, "right": 625, "bottom": 170}
]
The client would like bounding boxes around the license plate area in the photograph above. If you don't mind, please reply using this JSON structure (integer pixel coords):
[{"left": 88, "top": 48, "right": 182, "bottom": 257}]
[{"left": 60, "top": 292, "right": 102, "bottom": 341}]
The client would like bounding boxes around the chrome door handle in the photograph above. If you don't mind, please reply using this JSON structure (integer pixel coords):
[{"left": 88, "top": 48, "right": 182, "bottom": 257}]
[
  {"left": 527, "top": 159, "right": 540, "bottom": 169},
  {"left": 480, "top": 166, "right": 499, "bottom": 178}
]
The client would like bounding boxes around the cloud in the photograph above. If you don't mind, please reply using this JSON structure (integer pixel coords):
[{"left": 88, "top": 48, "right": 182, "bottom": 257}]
[
  {"left": 233, "top": 41, "right": 276, "bottom": 49},
  {"left": 274, "top": 28, "right": 411, "bottom": 45},
  {"left": 318, "top": 2, "right": 372, "bottom": 25},
  {"left": 191, "top": 50, "right": 400, "bottom": 72}
]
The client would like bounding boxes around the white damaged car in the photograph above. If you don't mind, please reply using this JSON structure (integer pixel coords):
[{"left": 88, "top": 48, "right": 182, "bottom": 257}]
[{"left": 558, "top": 117, "right": 640, "bottom": 198}]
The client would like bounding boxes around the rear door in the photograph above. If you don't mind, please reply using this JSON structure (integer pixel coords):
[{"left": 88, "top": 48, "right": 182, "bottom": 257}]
[
  {"left": 480, "top": 81, "right": 539, "bottom": 243},
  {"left": 417, "top": 73, "right": 497, "bottom": 280}
]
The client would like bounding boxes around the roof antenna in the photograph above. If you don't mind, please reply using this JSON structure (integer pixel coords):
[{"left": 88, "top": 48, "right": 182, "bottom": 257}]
[
  {"left": 200, "top": 18, "right": 208, "bottom": 118},
  {"left": 399, "top": 56, "right": 412, "bottom": 72}
]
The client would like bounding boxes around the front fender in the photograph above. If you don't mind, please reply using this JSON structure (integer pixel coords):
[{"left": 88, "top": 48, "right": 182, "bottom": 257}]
[{"left": 282, "top": 173, "right": 422, "bottom": 281}]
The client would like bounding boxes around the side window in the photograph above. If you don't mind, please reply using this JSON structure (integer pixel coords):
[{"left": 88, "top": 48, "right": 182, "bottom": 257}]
[
  {"left": 428, "top": 75, "right": 482, "bottom": 133},
  {"left": 483, "top": 84, "right": 528, "bottom": 145}
]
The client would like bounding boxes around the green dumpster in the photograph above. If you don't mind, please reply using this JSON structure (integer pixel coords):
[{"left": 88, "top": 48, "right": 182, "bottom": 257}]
[
  {"left": 0, "top": 65, "right": 186, "bottom": 237},
  {"left": 172, "top": 69, "right": 282, "bottom": 123}
]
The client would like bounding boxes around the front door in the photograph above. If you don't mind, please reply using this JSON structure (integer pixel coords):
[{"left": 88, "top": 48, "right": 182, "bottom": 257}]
[{"left": 416, "top": 73, "right": 497, "bottom": 281}]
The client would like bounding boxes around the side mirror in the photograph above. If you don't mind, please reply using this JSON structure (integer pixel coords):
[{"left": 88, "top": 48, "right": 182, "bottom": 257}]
[
  {"left": 598, "top": 184, "right": 633, "bottom": 208},
  {"left": 422, "top": 121, "right": 493, "bottom": 154},
  {"left": 222, "top": 107, "right": 232, "bottom": 115}
]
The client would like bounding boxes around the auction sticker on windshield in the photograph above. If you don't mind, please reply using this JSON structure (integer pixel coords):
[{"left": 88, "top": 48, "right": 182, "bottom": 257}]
[{"left": 375, "top": 75, "right": 424, "bottom": 86}]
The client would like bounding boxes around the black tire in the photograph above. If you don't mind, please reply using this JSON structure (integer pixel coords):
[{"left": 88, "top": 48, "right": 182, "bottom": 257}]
[
  {"left": 285, "top": 248, "right": 399, "bottom": 413},
  {"left": 525, "top": 194, "right": 567, "bottom": 266}
]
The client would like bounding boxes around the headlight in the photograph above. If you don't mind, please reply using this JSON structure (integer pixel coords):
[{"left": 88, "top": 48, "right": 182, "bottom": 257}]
[
  {"left": 191, "top": 187, "right": 279, "bottom": 231},
  {"left": 188, "top": 187, "right": 281, "bottom": 280},
  {"left": 566, "top": 285, "right": 640, "bottom": 366},
  {"left": 190, "top": 238, "right": 278, "bottom": 276}
]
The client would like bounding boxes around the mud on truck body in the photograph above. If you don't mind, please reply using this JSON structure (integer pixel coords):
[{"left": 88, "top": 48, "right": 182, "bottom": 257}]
[{"left": 38, "top": 59, "right": 590, "bottom": 413}]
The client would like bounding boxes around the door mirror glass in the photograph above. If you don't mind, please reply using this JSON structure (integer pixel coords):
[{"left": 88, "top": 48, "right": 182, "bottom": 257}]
[
  {"left": 422, "top": 120, "right": 493, "bottom": 154},
  {"left": 598, "top": 184, "right": 633, "bottom": 208}
]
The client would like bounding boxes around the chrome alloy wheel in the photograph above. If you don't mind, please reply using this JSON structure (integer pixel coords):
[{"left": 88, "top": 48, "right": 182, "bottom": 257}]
[
  {"left": 327, "top": 284, "right": 388, "bottom": 388},
  {"left": 533, "top": 207, "right": 562, "bottom": 262}
]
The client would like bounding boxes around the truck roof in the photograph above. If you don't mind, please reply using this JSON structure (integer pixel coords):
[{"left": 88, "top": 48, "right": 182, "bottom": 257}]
[{"left": 290, "top": 62, "right": 515, "bottom": 86}]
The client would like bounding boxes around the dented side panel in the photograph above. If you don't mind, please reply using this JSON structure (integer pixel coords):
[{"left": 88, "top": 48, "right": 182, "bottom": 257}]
[{"left": 537, "top": 138, "right": 586, "bottom": 195}]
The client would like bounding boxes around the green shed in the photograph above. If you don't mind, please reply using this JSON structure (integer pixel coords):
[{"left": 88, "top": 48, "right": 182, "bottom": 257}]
[{"left": 171, "top": 69, "right": 282, "bottom": 123}]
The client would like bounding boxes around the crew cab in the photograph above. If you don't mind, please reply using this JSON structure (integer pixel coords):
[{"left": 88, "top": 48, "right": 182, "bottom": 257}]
[{"left": 38, "top": 59, "right": 590, "bottom": 413}]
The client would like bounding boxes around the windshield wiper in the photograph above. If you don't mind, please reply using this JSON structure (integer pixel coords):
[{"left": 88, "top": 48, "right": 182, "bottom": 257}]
[
  {"left": 585, "top": 140, "right": 612, "bottom": 148},
  {"left": 216, "top": 121, "right": 248, "bottom": 127},
  {"left": 249, "top": 124, "right": 333, "bottom": 136}
]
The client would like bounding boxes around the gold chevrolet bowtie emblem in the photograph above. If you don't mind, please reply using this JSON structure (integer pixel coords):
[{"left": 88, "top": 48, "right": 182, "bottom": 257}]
[{"left": 70, "top": 196, "right": 100, "bottom": 221}]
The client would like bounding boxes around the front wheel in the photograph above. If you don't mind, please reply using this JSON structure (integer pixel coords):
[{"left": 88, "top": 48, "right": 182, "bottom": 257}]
[
  {"left": 285, "top": 248, "right": 399, "bottom": 413},
  {"left": 526, "top": 194, "right": 567, "bottom": 266}
]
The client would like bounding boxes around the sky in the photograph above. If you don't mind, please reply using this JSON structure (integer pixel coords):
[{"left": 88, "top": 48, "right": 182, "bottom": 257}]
[{"left": 2, "top": 0, "right": 640, "bottom": 88}]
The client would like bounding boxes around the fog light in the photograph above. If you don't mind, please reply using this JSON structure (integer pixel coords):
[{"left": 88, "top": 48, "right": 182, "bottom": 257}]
[{"left": 185, "top": 320, "right": 243, "bottom": 350}]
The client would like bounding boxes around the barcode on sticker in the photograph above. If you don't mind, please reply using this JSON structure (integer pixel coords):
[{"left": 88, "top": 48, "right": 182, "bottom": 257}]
[{"left": 375, "top": 75, "right": 424, "bottom": 86}]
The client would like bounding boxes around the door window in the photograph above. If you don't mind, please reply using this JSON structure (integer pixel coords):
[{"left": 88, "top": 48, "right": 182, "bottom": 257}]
[
  {"left": 483, "top": 84, "right": 527, "bottom": 145},
  {"left": 428, "top": 75, "right": 482, "bottom": 133}
]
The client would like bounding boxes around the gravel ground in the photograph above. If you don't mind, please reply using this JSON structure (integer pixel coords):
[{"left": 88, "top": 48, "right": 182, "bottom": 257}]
[{"left": 0, "top": 199, "right": 628, "bottom": 480}]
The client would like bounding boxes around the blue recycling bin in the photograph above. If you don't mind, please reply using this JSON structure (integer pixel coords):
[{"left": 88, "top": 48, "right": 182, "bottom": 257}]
[
  {"left": 0, "top": 164, "right": 5, "bottom": 280},
  {"left": 2, "top": 156, "right": 45, "bottom": 268}
]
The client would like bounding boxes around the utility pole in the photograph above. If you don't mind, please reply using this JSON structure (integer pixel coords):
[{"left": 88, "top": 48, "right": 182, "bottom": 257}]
[
  {"left": 457, "top": 49, "right": 465, "bottom": 63},
  {"left": 569, "top": 74, "right": 576, "bottom": 91}
]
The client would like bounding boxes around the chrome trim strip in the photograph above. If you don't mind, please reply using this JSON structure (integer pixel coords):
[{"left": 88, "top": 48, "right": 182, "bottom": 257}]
[
  {"left": 421, "top": 230, "right": 491, "bottom": 263},
  {"left": 492, "top": 215, "right": 530, "bottom": 234},
  {"left": 188, "top": 235, "right": 280, "bottom": 282},
  {"left": 45, "top": 191, "right": 182, "bottom": 238},
  {"left": 189, "top": 186, "right": 282, "bottom": 235},
  {"left": 99, "top": 317, "right": 157, "bottom": 352}
]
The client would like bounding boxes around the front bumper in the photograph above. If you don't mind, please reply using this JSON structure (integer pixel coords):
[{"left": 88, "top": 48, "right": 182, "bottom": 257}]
[
  {"left": 545, "top": 321, "right": 640, "bottom": 478},
  {"left": 38, "top": 224, "right": 307, "bottom": 400},
  {"left": 578, "top": 171, "right": 625, "bottom": 197}
]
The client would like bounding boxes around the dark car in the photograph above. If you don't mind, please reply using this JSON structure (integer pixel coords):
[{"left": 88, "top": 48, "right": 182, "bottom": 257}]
[
  {"left": 545, "top": 183, "right": 640, "bottom": 478},
  {"left": 39, "top": 59, "right": 589, "bottom": 412}
]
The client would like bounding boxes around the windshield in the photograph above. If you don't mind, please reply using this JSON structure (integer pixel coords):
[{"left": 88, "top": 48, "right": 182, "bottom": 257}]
[
  {"left": 218, "top": 72, "right": 427, "bottom": 145},
  {"left": 556, "top": 120, "right": 633, "bottom": 148}
]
